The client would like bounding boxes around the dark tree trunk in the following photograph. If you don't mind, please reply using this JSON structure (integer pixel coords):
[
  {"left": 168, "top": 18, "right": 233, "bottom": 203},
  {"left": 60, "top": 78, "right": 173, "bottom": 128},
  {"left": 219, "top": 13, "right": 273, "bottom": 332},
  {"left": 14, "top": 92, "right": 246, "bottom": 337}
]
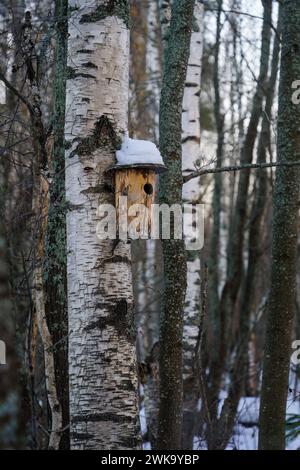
[
  {"left": 45, "top": 0, "right": 69, "bottom": 449},
  {"left": 259, "top": 0, "right": 300, "bottom": 450},
  {"left": 156, "top": 0, "right": 195, "bottom": 450},
  {"left": 208, "top": 0, "right": 224, "bottom": 371}
]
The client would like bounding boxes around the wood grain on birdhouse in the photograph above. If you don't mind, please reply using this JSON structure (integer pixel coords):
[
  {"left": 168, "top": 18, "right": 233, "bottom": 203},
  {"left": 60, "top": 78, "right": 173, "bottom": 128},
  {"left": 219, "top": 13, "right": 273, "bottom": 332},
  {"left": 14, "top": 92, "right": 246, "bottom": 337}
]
[{"left": 115, "top": 169, "right": 156, "bottom": 238}]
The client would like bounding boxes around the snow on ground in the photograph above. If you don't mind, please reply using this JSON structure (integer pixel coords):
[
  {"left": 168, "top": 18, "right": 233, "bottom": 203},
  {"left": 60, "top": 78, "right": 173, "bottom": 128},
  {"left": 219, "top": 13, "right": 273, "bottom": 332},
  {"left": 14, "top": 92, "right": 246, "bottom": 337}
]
[
  {"left": 227, "top": 393, "right": 300, "bottom": 450},
  {"left": 140, "top": 374, "right": 300, "bottom": 450},
  {"left": 192, "top": 394, "right": 300, "bottom": 450}
]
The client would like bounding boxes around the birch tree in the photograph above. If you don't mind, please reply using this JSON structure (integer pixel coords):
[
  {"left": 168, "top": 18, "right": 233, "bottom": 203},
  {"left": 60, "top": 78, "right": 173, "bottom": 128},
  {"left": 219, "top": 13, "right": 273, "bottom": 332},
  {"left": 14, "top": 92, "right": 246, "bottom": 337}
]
[
  {"left": 65, "top": 0, "right": 141, "bottom": 450},
  {"left": 181, "top": 0, "right": 204, "bottom": 449}
]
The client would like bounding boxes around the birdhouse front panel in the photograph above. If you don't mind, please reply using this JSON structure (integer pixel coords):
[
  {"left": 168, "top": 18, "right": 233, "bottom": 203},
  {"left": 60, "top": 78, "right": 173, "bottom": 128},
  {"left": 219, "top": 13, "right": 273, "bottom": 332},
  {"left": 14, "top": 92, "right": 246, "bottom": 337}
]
[{"left": 115, "top": 169, "right": 156, "bottom": 238}]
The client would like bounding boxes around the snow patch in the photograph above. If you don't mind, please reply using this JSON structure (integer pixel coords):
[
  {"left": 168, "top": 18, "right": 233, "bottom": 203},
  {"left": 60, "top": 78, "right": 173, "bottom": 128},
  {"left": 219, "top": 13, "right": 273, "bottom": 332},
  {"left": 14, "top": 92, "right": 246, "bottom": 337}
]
[{"left": 116, "top": 137, "right": 164, "bottom": 166}]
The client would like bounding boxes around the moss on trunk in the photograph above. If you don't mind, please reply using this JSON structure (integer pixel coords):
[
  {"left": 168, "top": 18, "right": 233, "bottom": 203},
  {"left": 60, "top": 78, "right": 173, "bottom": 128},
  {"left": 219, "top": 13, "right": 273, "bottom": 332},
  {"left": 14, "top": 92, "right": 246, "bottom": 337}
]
[{"left": 156, "top": 0, "right": 195, "bottom": 450}]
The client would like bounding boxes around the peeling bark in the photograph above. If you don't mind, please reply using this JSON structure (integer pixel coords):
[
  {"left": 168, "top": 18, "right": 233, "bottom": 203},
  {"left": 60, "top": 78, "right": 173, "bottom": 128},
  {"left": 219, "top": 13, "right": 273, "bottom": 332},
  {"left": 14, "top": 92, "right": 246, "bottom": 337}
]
[
  {"left": 32, "top": 175, "right": 62, "bottom": 450},
  {"left": 19, "top": 10, "right": 63, "bottom": 450}
]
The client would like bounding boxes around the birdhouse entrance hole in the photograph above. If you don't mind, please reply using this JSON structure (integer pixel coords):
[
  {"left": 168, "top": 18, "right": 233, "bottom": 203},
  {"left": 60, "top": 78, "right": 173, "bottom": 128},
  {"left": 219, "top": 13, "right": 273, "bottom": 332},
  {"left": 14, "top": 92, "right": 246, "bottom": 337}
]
[{"left": 144, "top": 183, "right": 153, "bottom": 195}]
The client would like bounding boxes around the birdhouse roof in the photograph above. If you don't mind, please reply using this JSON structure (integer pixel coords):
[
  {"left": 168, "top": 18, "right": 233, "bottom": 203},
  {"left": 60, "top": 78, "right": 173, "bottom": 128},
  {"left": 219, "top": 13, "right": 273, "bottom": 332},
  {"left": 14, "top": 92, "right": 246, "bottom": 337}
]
[
  {"left": 115, "top": 137, "right": 165, "bottom": 167},
  {"left": 105, "top": 162, "right": 166, "bottom": 174}
]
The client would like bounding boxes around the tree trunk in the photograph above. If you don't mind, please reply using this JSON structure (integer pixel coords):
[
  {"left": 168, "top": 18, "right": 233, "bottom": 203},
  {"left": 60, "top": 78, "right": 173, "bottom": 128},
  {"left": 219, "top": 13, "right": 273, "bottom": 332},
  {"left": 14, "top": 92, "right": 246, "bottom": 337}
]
[
  {"left": 129, "top": 0, "right": 152, "bottom": 140},
  {"left": 156, "top": 0, "right": 195, "bottom": 450},
  {"left": 181, "top": 0, "right": 204, "bottom": 450},
  {"left": 45, "top": 0, "right": 69, "bottom": 449},
  {"left": 65, "top": 0, "right": 141, "bottom": 450},
  {"left": 15, "top": 10, "right": 63, "bottom": 450},
  {"left": 207, "top": 0, "right": 224, "bottom": 376},
  {"left": 259, "top": 0, "right": 300, "bottom": 450}
]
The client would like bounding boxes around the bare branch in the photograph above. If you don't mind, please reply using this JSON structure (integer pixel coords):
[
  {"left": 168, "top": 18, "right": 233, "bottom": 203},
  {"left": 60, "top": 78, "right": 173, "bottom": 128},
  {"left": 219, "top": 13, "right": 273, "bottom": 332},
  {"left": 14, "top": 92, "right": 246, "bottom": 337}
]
[
  {"left": 183, "top": 160, "right": 300, "bottom": 184},
  {"left": 203, "top": 3, "right": 280, "bottom": 40}
]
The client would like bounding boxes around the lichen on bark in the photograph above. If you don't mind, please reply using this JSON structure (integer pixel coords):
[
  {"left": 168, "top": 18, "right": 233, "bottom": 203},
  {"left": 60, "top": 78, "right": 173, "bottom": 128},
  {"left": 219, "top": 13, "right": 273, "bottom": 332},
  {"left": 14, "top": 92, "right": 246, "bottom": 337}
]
[{"left": 157, "top": 0, "right": 195, "bottom": 451}]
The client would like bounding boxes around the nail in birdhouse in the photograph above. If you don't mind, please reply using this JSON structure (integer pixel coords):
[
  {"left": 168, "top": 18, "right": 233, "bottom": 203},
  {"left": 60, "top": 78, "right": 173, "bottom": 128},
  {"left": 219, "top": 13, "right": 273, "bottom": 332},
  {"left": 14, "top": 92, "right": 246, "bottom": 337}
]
[{"left": 106, "top": 137, "right": 166, "bottom": 239}]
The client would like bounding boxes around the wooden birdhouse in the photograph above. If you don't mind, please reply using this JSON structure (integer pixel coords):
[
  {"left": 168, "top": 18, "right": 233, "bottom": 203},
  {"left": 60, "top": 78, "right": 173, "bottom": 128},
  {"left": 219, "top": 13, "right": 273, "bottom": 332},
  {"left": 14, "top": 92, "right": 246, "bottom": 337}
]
[{"left": 106, "top": 138, "right": 166, "bottom": 239}]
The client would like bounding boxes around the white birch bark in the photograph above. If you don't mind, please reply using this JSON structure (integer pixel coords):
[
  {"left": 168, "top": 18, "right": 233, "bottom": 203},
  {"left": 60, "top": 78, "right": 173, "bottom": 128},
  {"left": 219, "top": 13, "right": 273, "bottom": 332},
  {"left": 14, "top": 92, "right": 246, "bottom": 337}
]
[
  {"left": 181, "top": 0, "right": 204, "bottom": 448},
  {"left": 182, "top": 0, "right": 204, "bottom": 376},
  {"left": 65, "top": 1, "right": 140, "bottom": 450}
]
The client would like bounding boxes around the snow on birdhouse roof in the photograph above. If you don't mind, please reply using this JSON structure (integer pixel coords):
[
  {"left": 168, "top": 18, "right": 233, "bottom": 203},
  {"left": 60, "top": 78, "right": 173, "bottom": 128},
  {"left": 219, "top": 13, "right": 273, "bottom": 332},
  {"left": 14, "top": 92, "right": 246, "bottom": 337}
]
[{"left": 116, "top": 137, "right": 165, "bottom": 166}]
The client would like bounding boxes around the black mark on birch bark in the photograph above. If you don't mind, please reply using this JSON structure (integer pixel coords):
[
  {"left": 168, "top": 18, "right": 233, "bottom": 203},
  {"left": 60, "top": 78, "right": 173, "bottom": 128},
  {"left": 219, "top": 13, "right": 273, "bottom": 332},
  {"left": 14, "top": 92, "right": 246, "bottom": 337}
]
[
  {"left": 84, "top": 299, "right": 134, "bottom": 341},
  {"left": 79, "top": 0, "right": 130, "bottom": 28},
  {"left": 66, "top": 66, "right": 96, "bottom": 80},
  {"left": 69, "top": 116, "right": 121, "bottom": 159},
  {"left": 71, "top": 412, "right": 134, "bottom": 424}
]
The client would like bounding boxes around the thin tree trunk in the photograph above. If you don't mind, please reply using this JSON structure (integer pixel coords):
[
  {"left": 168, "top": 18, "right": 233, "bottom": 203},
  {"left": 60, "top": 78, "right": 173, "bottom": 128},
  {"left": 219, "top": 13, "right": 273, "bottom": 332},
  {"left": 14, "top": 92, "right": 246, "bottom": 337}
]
[
  {"left": 259, "top": 0, "right": 300, "bottom": 450},
  {"left": 45, "top": 0, "right": 69, "bottom": 449},
  {"left": 207, "top": 0, "right": 224, "bottom": 371},
  {"left": 129, "top": 0, "right": 151, "bottom": 139},
  {"left": 16, "top": 11, "right": 63, "bottom": 450},
  {"left": 181, "top": 0, "right": 204, "bottom": 450},
  {"left": 156, "top": 0, "right": 195, "bottom": 450},
  {"left": 65, "top": 1, "right": 141, "bottom": 450}
]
